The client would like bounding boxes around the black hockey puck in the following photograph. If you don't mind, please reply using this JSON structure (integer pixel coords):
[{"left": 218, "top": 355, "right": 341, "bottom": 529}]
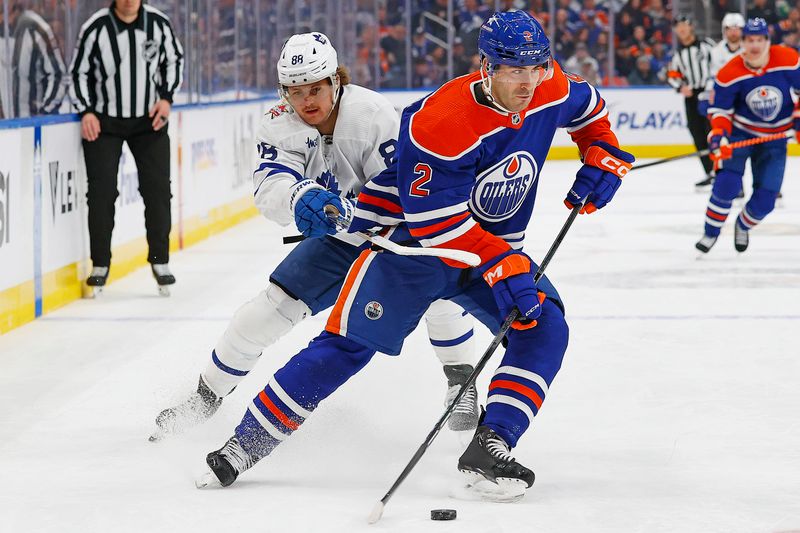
[{"left": 430, "top": 509, "right": 457, "bottom": 521}]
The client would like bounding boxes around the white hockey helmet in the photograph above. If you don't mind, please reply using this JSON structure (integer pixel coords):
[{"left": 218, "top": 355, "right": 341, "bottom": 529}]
[
  {"left": 277, "top": 32, "right": 339, "bottom": 91},
  {"left": 721, "top": 12, "right": 745, "bottom": 31}
]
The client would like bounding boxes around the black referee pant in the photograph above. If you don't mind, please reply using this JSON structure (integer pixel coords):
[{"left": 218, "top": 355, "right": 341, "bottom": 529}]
[
  {"left": 82, "top": 115, "right": 172, "bottom": 268},
  {"left": 684, "top": 92, "right": 713, "bottom": 176}
]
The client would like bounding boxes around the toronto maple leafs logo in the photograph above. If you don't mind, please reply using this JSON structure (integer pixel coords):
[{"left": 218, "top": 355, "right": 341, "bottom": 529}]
[{"left": 315, "top": 170, "right": 355, "bottom": 199}]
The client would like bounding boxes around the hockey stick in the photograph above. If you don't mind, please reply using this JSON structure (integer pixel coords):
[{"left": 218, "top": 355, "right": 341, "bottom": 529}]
[
  {"left": 282, "top": 206, "right": 482, "bottom": 266},
  {"left": 631, "top": 131, "right": 794, "bottom": 171},
  {"left": 283, "top": 231, "right": 481, "bottom": 266},
  {"left": 367, "top": 202, "right": 584, "bottom": 525}
]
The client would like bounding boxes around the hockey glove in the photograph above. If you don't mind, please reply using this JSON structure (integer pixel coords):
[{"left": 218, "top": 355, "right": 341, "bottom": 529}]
[
  {"left": 565, "top": 141, "right": 634, "bottom": 214},
  {"left": 291, "top": 182, "right": 347, "bottom": 238},
  {"left": 479, "top": 250, "right": 546, "bottom": 330},
  {"left": 707, "top": 128, "right": 732, "bottom": 170}
]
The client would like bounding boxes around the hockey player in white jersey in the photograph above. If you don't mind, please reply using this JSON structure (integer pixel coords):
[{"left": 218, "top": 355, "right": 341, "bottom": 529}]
[
  {"left": 700, "top": 13, "right": 745, "bottom": 116},
  {"left": 150, "top": 33, "right": 478, "bottom": 440}
]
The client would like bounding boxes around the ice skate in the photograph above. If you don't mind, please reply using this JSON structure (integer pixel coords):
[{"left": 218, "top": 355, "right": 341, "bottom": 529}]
[
  {"left": 457, "top": 425, "right": 534, "bottom": 503},
  {"left": 695, "top": 234, "right": 718, "bottom": 254},
  {"left": 86, "top": 266, "right": 109, "bottom": 297},
  {"left": 694, "top": 175, "right": 714, "bottom": 189},
  {"left": 149, "top": 375, "right": 222, "bottom": 442},
  {"left": 196, "top": 436, "right": 258, "bottom": 489},
  {"left": 734, "top": 223, "right": 749, "bottom": 252},
  {"left": 443, "top": 364, "right": 480, "bottom": 432},
  {"left": 151, "top": 263, "right": 175, "bottom": 296}
]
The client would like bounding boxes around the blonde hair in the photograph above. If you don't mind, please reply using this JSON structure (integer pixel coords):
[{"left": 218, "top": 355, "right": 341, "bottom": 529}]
[{"left": 336, "top": 66, "right": 351, "bottom": 85}]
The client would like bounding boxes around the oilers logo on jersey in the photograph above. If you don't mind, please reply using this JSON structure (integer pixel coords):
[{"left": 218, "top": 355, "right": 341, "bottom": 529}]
[
  {"left": 469, "top": 151, "right": 538, "bottom": 222},
  {"left": 745, "top": 86, "right": 783, "bottom": 122}
]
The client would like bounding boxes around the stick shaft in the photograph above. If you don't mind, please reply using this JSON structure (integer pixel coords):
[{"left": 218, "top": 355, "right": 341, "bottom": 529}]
[{"left": 630, "top": 131, "right": 792, "bottom": 171}]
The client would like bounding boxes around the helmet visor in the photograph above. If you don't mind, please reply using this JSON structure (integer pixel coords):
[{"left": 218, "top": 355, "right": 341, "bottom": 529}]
[{"left": 489, "top": 59, "right": 552, "bottom": 86}]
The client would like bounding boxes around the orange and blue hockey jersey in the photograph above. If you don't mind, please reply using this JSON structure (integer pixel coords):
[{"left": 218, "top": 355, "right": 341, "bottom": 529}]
[
  {"left": 709, "top": 45, "right": 800, "bottom": 137},
  {"left": 350, "top": 62, "right": 618, "bottom": 264}
]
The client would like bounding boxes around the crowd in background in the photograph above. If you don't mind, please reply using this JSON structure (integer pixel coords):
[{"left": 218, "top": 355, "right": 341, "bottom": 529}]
[
  {"left": 1, "top": 0, "right": 799, "bottom": 119},
  {"left": 363, "top": 0, "right": 800, "bottom": 88}
]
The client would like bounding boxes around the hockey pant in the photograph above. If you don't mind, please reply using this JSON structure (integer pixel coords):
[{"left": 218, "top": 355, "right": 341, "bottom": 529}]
[
  {"left": 202, "top": 235, "right": 475, "bottom": 397},
  {"left": 703, "top": 133, "right": 787, "bottom": 237},
  {"left": 234, "top": 248, "right": 569, "bottom": 458}
]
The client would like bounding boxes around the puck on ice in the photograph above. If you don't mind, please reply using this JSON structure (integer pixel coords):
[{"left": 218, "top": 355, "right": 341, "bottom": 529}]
[{"left": 430, "top": 509, "right": 457, "bottom": 521}]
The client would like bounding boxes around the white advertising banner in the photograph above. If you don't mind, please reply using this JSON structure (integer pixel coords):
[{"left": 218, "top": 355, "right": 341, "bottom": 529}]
[
  {"left": 40, "top": 123, "right": 87, "bottom": 271},
  {"left": 0, "top": 129, "right": 34, "bottom": 291},
  {"left": 179, "top": 102, "right": 264, "bottom": 219}
]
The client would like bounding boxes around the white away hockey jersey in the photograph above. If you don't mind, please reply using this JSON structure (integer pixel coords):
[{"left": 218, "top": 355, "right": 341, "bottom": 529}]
[{"left": 252, "top": 84, "right": 399, "bottom": 231}]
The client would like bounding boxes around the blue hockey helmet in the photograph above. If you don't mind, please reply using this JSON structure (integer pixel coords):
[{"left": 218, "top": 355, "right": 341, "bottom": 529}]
[
  {"left": 743, "top": 17, "right": 769, "bottom": 37},
  {"left": 478, "top": 11, "right": 551, "bottom": 69}
]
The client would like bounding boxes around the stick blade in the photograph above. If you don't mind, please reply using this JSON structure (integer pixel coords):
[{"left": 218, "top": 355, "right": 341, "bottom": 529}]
[{"left": 367, "top": 501, "right": 384, "bottom": 525}]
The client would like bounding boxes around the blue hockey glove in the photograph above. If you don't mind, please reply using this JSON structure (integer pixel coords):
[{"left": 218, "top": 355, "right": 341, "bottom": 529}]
[
  {"left": 479, "top": 250, "right": 546, "bottom": 330},
  {"left": 565, "top": 141, "right": 634, "bottom": 214},
  {"left": 291, "top": 182, "right": 346, "bottom": 238}
]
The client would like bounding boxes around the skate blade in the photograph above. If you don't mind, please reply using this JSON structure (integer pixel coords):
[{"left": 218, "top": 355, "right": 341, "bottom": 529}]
[
  {"left": 454, "top": 470, "right": 527, "bottom": 503},
  {"left": 157, "top": 285, "right": 171, "bottom": 297},
  {"left": 195, "top": 469, "right": 221, "bottom": 489}
]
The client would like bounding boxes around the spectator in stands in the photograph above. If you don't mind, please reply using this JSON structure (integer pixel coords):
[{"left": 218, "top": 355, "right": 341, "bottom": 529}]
[
  {"left": 380, "top": 21, "right": 407, "bottom": 87},
  {"left": 748, "top": 0, "right": 779, "bottom": 24},
  {"left": 411, "top": 26, "right": 430, "bottom": 59},
  {"left": 452, "top": 37, "right": 473, "bottom": 76},
  {"left": 628, "top": 54, "right": 660, "bottom": 85},
  {"left": 412, "top": 56, "right": 436, "bottom": 87},
  {"left": 579, "top": 57, "right": 602, "bottom": 86},
  {"left": 628, "top": 25, "right": 653, "bottom": 58},
  {"left": 458, "top": 0, "right": 490, "bottom": 42},
  {"left": 616, "top": 10, "right": 636, "bottom": 44},
  {"left": 565, "top": 42, "right": 600, "bottom": 75},
  {"left": 591, "top": 30, "right": 610, "bottom": 74},
  {"left": 554, "top": 8, "right": 577, "bottom": 60},
  {"left": 650, "top": 41, "right": 670, "bottom": 79},
  {"left": 615, "top": 44, "right": 636, "bottom": 77}
]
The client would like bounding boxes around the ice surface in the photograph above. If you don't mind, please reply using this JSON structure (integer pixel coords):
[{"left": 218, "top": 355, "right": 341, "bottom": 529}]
[{"left": 1, "top": 158, "right": 798, "bottom": 533}]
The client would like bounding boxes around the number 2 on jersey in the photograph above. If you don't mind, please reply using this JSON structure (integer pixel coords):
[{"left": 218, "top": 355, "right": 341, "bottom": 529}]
[{"left": 410, "top": 163, "right": 432, "bottom": 197}]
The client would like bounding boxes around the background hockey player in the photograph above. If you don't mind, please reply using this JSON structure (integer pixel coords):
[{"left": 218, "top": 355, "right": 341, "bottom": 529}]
[
  {"left": 151, "top": 32, "right": 479, "bottom": 441},
  {"left": 696, "top": 18, "right": 800, "bottom": 254},
  {"left": 197, "top": 12, "right": 633, "bottom": 502},
  {"left": 702, "top": 12, "right": 746, "bottom": 116}
]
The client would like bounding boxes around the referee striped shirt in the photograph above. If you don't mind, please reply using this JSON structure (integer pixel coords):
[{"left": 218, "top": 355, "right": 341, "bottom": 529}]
[
  {"left": 69, "top": 2, "right": 183, "bottom": 118},
  {"left": 666, "top": 37, "right": 716, "bottom": 92},
  {"left": 6, "top": 10, "right": 66, "bottom": 118}
]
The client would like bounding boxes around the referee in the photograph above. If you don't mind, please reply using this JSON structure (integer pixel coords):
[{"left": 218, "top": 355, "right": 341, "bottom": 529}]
[
  {"left": 0, "top": 4, "right": 66, "bottom": 118},
  {"left": 69, "top": 0, "right": 183, "bottom": 292},
  {"left": 666, "top": 16, "right": 716, "bottom": 188}
]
